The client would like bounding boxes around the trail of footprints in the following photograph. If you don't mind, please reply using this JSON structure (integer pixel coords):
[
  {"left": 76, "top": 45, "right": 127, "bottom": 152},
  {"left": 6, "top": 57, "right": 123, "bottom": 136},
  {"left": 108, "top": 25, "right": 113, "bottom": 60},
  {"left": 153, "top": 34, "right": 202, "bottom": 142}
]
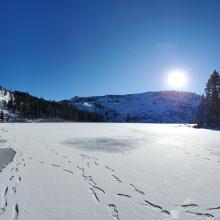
[
  {"left": 175, "top": 146, "right": 220, "bottom": 164},
  {"left": 5, "top": 144, "right": 218, "bottom": 220},
  {"left": 0, "top": 150, "right": 23, "bottom": 220},
  {"left": 47, "top": 148, "right": 220, "bottom": 220},
  {"left": 2, "top": 135, "right": 219, "bottom": 219}
]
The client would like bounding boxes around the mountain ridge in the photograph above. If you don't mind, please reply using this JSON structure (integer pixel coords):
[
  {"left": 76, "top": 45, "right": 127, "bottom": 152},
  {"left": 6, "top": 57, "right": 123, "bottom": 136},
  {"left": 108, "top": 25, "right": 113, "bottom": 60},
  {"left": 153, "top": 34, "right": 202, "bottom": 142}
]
[
  {"left": 0, "top": 86, "right": 201, "bottom": 123},
  {"left": 69, "top": 90, "right": 201, "bottom": 123}
]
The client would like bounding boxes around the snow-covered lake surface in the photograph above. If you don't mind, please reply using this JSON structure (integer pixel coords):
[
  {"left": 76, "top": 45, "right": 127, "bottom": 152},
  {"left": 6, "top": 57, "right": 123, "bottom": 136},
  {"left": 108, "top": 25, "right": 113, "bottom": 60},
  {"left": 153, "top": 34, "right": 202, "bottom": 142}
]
[{"left": 0, "top": 123, "right": 220, "bottom": 220}]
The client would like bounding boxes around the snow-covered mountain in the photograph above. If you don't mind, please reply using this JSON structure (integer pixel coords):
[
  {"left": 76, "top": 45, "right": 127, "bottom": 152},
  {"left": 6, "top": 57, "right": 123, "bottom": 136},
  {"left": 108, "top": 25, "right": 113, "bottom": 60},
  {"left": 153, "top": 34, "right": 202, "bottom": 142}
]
[
  {"left": 70, "top": 91, "right": 201, "bottom": 123},
  {"left": 0, "top": 86, "right": 201, "bottom": 123}
]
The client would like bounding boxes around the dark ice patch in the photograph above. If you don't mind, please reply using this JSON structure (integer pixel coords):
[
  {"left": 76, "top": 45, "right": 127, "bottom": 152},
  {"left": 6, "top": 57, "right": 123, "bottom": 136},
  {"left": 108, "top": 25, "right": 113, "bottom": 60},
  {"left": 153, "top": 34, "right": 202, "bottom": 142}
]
[{"left": 0, "top": 148, "right": 16, "bottom": 172}]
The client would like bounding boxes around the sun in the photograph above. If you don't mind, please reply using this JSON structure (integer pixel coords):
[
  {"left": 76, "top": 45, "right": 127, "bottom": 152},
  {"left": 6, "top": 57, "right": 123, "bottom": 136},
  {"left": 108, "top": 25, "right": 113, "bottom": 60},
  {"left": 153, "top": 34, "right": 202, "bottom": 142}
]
[{"left": 167, "top": 70, "right": 187, "bottom": 89}]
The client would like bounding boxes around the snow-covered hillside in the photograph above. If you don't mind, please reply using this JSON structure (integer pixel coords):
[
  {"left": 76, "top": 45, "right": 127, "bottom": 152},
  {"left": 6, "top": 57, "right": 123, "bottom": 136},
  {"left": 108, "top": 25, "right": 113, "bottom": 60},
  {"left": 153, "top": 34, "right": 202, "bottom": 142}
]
[
  {"left": 0, "top": 88, "right": 14, "bottom": 121},
  {"left": 71, "top": 91, "right": 201, "bottom": 123},
  {"left": 0, "top": 123, "right": 220, "bottom": 220}
]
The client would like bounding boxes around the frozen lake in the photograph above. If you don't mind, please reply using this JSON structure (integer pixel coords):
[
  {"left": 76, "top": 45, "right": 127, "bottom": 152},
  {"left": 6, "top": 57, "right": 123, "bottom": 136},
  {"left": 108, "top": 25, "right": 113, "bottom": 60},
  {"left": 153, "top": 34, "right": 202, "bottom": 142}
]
[{"left": 0, "top": 123, "right": 220, "bottom": 220}]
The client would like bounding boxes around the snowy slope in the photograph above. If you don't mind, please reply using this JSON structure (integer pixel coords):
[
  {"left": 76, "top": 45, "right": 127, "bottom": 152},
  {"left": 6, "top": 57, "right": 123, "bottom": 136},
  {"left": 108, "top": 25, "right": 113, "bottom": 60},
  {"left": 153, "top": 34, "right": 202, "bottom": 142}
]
[
  {"left": 0, "top": 87, "right": 18, "bottom": 121},
  {"left": 0, "top": 88, "right": 11, "bottom": 118},
  {"left": 0, "top": 123, "right": 220, "bottom": 220},
  {"left": 71, "top": 91, "right": 201, "bottom": 123}
]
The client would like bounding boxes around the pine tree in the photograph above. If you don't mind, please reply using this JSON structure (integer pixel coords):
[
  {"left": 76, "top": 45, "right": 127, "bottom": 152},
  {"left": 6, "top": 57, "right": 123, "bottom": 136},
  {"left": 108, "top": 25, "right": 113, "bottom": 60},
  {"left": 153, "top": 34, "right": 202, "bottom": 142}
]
[
  {"left": 196, "top": 95, "right": 207, "bottom": 126},
  {"left": 0, "top": 110, "right": 4, "bottom": 122},
  {"left": 197, "top": 70, "right": 220, "bottom": 127}
]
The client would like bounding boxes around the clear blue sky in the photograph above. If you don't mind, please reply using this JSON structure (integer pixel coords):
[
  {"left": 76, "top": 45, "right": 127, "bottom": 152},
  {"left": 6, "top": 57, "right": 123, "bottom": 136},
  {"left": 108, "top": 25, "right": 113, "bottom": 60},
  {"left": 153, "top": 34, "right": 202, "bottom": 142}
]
[{"left": 1, "top": 0, "right": 220, "bottom": 100}]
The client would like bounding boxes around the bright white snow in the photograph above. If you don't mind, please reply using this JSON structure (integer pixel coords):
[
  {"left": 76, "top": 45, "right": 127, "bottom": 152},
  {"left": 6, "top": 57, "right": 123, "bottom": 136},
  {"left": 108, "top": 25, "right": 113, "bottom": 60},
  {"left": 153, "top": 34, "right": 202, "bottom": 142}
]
[{"left": 0, "top": 123, "right": 220, "bottom": 220}]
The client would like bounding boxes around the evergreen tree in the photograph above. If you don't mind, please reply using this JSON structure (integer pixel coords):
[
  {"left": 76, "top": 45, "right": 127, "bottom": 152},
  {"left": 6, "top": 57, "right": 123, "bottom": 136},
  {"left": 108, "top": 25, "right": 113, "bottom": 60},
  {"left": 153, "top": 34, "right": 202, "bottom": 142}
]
[
  {"left": 0, "top": 110, "right": 4, "bottom": 122},
  {"left": 197, "top": 70, "right": 220, "bottom": 127}
]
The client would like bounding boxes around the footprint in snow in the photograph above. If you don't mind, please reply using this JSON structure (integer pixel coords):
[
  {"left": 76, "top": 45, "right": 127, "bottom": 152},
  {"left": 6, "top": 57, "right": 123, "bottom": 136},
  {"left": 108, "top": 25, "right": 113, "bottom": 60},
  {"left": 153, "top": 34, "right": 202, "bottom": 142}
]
[
  {"left": 108, "top": 204, "right": 120, "bottom": 220},
  {"left": 89, "top": 188, "right": 100, "bottom": 203},
  {"left": 186, "top": 211, "right": 214, "bottom": 218},
  {"left": 62, "top": 169, "right": 73, "bottom": 174},
  {"left": 11, "top": 187, "right": 16, "bottom": 194},
  {"left": 105, "top": 166, "right": 115, "bottom": 172},
  {"left": 117, "top": 193, "right": 131, "bottom": 198},
  {"left": 180, "top": 204, "right": 199, "bottom": 208},
  {"left": 50, "top": 164, "right": 60, "bottom": 168},
  {"left": 0, "top": 187, "right": 8, "bottom": 215},
  {"left": 11, "top": 204, "right": 19, "bottom": 220},
  {"left": 207, "top": 206, "right": 220, "bottom": 211},
  {"left": 130, "top": 184, "right": 145, "bottom": 195},
  {"left": 112, "top": 175, "right": 122, "bottom": 183}
]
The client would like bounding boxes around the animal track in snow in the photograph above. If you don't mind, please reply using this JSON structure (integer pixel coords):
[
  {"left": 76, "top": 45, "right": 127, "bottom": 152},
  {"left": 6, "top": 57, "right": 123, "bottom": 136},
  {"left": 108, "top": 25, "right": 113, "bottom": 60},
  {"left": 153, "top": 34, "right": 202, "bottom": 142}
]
[
  {"left": 50, "top": 164, "right": 60, "bottom": 168},
  {"left": 181, "top": 204, "right": 199, "bottom": 208},
  {"left": 89, "top": 188, "right": 100, "bottom": 203},
  {"left": 186, "top": 211, "right": 214, "bottom": 218},
  {"left": 143, "top": 200, "right": 170, "bottom": 216},
  {"left": 88, "top": 176, "right": 97, "bottom": 187},
  {"left": 105, "top": 166, "right": 115, "bottom": 172},
  {"left": 0, "top": 187, "right": 8, "bottom": 215},
  {"left": 90, "top": 185, "right": 105, "bottom": 194},
  {"left": 112, "top": 175, "right": 122, "bottom": 183},
  {"left": 207, "top": 206, "right": 220, "bottom": 211},
  {"left": 117, "top": 193, "right": 131, "bottom": 198},
  {"left": 2, "top": 187, "right": 8, "bottom": 200},
  {"left": 76, "top": 166, "right": 87, "bottom": 179},
  {"left": 11, "top": 177, "right": 21, "bottom": 194},
  {"left": 145, "top": 200, "right": 163, "bottom": 210},
  {"left": 108, "top": 204, "right": 120, "bottom": 220},
  {"left": 62, "top": 169, "right": 73, "bottom": 174},
  {"left": 161, "top": 210, "right": 170, "bottom": 215},
  {"left": 0, "top": 199, "right": 7, "bottom": 215},
  {"left": 11, "top": 204, "right": 19, "bottom": 220},
  {"left": 76, "top": 166, "right": 84, "bottom": 172},
  {"left": 11, "top": 187, "right": 16, "bottom": 194},
  {"left": 130, "top": 184, "right": 145, "bottom": 195}
]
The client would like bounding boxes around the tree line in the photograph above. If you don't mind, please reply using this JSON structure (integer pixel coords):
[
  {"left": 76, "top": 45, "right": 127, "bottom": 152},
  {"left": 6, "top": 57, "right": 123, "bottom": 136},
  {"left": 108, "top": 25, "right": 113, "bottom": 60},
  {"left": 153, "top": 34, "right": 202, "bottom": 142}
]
[
  {"left": 196, "top": 70, "right": 220, "bottom": 128},
  {"left": 6, "top": 91, "right": 103, "bottom": 122}
]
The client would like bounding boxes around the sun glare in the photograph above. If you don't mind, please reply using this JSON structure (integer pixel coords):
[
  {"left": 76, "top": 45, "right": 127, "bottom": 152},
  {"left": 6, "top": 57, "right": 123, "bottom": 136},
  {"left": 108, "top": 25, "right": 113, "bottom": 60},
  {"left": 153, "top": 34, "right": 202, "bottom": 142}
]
[{"left": 168, "top": 70, "right": 187, "bottom": 89}]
